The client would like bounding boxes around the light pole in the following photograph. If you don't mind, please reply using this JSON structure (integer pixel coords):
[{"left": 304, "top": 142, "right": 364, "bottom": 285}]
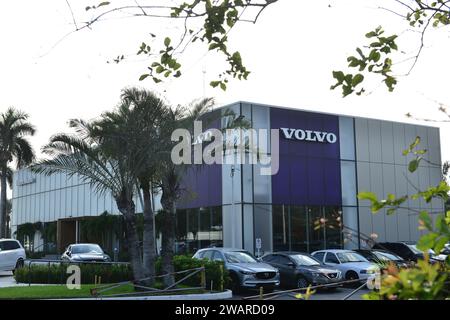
[{"left": 231, "top": 165, "right": 236, "bottom": 248}]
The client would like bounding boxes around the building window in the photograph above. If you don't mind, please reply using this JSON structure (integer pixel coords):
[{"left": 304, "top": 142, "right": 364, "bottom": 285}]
[
  {"left": 272, "top": 205, "right": 343, "bottom": 253},
  {"left": 175, "top": 206, "right": 223, "bottom": 254}
]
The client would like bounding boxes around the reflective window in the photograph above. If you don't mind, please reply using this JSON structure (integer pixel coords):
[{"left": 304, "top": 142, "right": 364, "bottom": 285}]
[
  {"left": 291, "top": 206, "right": 308, "bottom": 252},
  {"left": 175, "top": 206, "right": 223, "bottom": 254},
  {"left": 273, "top": 205, "right": 289, "bottom": 251},
  {"left": 289, "top": 254, "right": 320, "bottom": 266},
  {"left": 212, "top": 251, "right": 224, "bottom": 261},
  {"left": 313, "top": 252, "right": 325, "bottom": 262},
  {"left": 272, "top": 205, "right": 342, "bottom": 254},
  {"left": 325, "top": 253, "right": 340, "bottom": 264}
]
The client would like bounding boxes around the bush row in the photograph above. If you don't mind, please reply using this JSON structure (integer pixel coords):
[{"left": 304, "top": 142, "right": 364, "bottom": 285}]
[
  {"left": 14, "top": 263, "right": 133, "bottom": 285},
  {"left": 15, "top": 256, "right": 229, "bottom": 291}
]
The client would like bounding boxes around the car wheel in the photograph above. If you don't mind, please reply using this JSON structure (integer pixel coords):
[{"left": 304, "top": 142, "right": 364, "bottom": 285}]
[
  {"left": 297, "top": 277, "right": 310, "bottom": 291},
  {"left": 12, "top": 259, "right": 24, "bottom": 275},
  {"left": 230, "top": 273, "right": 242, "bottom": 294},
  {"left": 345, "top": 271, "right": 359, "bottom": 287}
]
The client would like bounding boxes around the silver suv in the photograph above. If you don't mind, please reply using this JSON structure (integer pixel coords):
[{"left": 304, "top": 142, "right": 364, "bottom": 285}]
[
  {"left": 0, "top": 239, "right": 26, "bottom": 274},
  {"left": 193, "top": 248, "right": 280, "bottom": 293}
]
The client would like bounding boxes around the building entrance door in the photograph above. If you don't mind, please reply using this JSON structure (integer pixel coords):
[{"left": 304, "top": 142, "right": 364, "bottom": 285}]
[{"left": 57, "top": 219, "right": 77, "bottom": 253}]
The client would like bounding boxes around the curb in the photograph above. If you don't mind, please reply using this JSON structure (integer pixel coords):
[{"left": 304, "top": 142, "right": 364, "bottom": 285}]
[{"left": 52, "top": 290, "right": 233, "bottom": 300}]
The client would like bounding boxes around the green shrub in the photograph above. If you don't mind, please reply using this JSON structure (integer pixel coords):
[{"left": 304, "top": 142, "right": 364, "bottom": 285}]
[
  {"left": 15, "top": 256, "right": 229, "bottom": 291},
  {"left": 155, "top": 255, "right": 230, "bottom": 291},
  {"left": 14, "top": 263, "right": 132, "bottom": 285}
]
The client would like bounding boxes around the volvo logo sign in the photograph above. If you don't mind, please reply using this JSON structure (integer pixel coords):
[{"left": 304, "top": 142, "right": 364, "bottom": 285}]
[{"left": 280, "top": 128, "right": 337, "bottom": 144}]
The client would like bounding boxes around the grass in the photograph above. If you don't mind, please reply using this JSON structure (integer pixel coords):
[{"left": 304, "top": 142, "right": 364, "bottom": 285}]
[
  {"left": 0, "top": 283, "right": 208, "bottom": 299},
  {"left": 0, "top": 284, "right": 135, "bottom": 299}
]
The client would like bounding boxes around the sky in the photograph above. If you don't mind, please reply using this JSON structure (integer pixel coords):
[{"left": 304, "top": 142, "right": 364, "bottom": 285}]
[{"left": 1, "top": 0, "right": 449, "bottom": 164}]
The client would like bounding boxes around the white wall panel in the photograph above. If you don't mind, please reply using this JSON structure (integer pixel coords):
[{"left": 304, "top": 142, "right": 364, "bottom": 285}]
[
  {"left": 368, "top": 120, "right": 382, "bottom": 163},
  {"left": 355, "top": 118, "right": 370, "bottom": 162},
  {"left": 381, "top": 121, "right": 394, "bottom": 164},
  {"left": 339, "top": 116, "right": 355, "bottom": 161}
]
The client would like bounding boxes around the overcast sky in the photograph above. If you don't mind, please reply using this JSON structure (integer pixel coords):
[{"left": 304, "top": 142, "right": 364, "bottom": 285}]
[{"left": 1, "top": 0, "right": 449, "bottom": 163}]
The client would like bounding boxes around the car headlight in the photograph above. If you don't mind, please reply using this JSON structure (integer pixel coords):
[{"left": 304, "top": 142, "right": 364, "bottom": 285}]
[
  {"left": 239, "top": 270, "right": 255, "bottom": 275},
  {"left": 362, "top": 269, "right": 376, "bottom": 274},
  {"left": 311, "top": 272, "right": 321, "bottom": 278}
]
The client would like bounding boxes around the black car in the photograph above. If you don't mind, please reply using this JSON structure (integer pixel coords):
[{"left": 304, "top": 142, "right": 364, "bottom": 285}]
[
  {"left": 355, "top": 249, "right": 410, "bottom": 269},
  {"left": 61, "top": 243, "right": 111, "bottom": 262},
  {"left": 372, "top": 242, "right": 424, "bottom": 263},
  {"left": 261, "top": 252, "right": 342, "bottom": 290}
]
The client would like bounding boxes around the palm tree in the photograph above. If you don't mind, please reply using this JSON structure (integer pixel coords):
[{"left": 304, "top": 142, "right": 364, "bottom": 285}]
[
  {"left": 0, "top": 108, "right": 36, "bottom": 238},
  {"left": 90, "top": 88, "right": 168, "bottom": 284},
  {"left": 157, "top": 98, "right": 220, "bottom": 285},
  {"left": 157, "top": 99, "right": 250, "bottom": 286},
  {"left": 32, "top": 119, "right": 148, "bottom": 284}
]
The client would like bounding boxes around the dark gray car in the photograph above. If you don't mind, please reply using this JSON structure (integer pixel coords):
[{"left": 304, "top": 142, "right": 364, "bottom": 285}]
[
  {"left": 193, "top": 248, "right": 280, "bottom": 293},
  {"left": 61, "top": 243, "right": 111, "bottom": 262},
  {"left": 261, "top": 252, "right": 342, "bottom": 289}
]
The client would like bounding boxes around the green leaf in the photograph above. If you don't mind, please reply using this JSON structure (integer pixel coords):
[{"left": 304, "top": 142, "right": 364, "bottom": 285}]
[
  {"left": 98, "top": 1, "right": 110, "bottom": 7},
  {"left": 433, "top": 236, "right": 449, "bottom": 256},
  {"left": 417, "top": 232, "right": 438, "bottom": 251},
  {"left": 332, "top": 71, "right": 345, "bottom": 82},
  {"left": 351, "top": 74, "right": 364, "bottom": 87},
  {"left": 419, "top": 211, "right": 433, "bottom": 231},
  {"left": 358, "top": 191, "right": 378, "bottom": 202},
  {"left": 164, "top": 37, "right": 171, "bottom": 47},
  {"left": 408, "top": 158, "right": 420, "bottom": 173},
  {"left": 138, "top": 74, "right": 149, "bottom": 81},
  {"left": 210, "top": 81, "right": 220, "bottom": 88}
]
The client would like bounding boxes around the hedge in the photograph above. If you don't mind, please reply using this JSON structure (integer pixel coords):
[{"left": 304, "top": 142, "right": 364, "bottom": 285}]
[
  {"left": 15, "top": 256, "right": 229, "bottom": 291},
  {"left": 14, "top": 263, "right": 132, "bottom": 285},
  {"left": 155, "top": 255, "right": 230, "bottom": 291}
]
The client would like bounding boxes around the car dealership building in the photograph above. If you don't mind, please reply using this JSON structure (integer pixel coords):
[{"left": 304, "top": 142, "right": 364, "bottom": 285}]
[{"left": 10, "top": 102, "right": 444, "bottom": 255}]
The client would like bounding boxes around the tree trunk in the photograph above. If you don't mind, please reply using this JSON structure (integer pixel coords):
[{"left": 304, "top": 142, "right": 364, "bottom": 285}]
[
  {"left": 117, "top": 200, "right": 146, "bottom": 287},
  {"left": 142, "top": 184, "right": 156, "bottom": 286},
  {"left": 0, "top": 165, "right": 7, "bottom": 238},
  {"left": 161, "top": 200, "right": 176, "bottom": 287}
]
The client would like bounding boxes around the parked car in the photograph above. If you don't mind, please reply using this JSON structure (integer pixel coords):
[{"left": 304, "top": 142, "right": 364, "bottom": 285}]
[
  {"left": 0, "top": 239, "right": 26, "bottom": 274},
  {"left": 61, "top": 243, "right": 111, "bottom": 262},
  {"left": 311, "top": 250, "right": 378, "bottom": 284},
  {"left": 192, "top": 248, "right": 280, "bottom": 293},
  {"left": 261, "top": 252, "right": 342, "bottom": 290},
  {"left": 372, "top": 242, "right": 426, "bottom": 263},
  {"left": 355, "top": 249, "right": 411, "bottom": 270}
]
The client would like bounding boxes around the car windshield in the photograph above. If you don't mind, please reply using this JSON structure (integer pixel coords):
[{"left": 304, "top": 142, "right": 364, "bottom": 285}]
[
  {"left": 71, "top": 244, "right": 103, "bottom": 254},
  {"left": 290, "top": 254, "right": 320, "bottom": 266},
  {"left": 225, "top": 251, "right": 257, "bottom": 263},
  {"left": 373, "top": 251, "right": 402, "bottom": 261},
  {"left": 336, "top": 252, "right": 367, "bottom": 263},
  {"left": 407, "top": 244, "right": 423, "bottom": 255}
]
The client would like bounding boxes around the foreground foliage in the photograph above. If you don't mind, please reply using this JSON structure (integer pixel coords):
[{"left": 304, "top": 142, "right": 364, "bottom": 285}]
[{"left": 359, "top": 137, "right": 449, "bottom": 300}]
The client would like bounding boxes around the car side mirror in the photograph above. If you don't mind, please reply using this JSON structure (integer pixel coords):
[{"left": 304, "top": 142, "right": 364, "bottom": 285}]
[
  {"left": 287, "top": 262, "right": 295, "bottom": 268},
  {"left": 67, "top": 251, "right": 71, "bottom": 256}
]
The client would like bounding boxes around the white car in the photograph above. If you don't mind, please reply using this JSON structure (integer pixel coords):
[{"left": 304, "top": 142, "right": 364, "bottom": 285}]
[
  {"left": 311, "top": 249, "right": 379, "bottom": 283},
  {"left": 0, "top": 239, "right": 26, "bottom": 273}
]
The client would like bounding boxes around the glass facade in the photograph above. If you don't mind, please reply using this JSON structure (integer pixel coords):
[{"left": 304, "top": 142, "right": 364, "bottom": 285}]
[
  {"left": 273, "top": 205, "right": 343, "bottom": 253},
  {"left": 175, "top": 206, "right": 223, "bottom": 254}
]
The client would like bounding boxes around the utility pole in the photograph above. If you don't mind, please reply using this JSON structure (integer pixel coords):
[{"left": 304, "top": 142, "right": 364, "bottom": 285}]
[{"left": 231, "top": 165, "right": 235, "bottom": 248}]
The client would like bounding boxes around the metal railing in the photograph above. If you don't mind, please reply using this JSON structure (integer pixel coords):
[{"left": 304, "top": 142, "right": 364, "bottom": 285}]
[
  {"left": 89, "top": 266, "right": 208, "bottom": 298},
  {"left": 243, "top": 278, "right": 374, "bottom": 300}
]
